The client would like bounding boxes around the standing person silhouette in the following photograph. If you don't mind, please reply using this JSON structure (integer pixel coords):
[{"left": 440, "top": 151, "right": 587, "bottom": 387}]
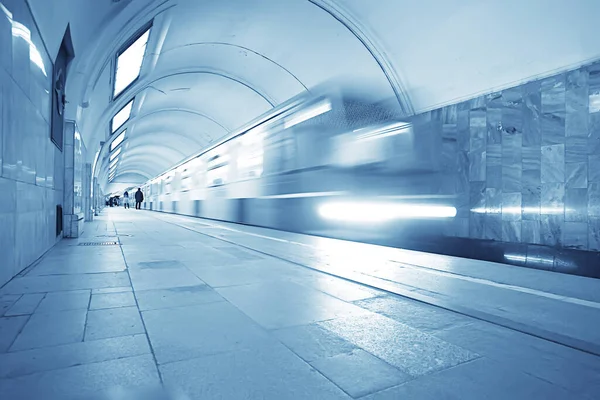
[
  {"left": 123, "top": 191, "right": 130, "bottom": 209},
  {"left": 135, "top": 188, "right": 144, "bottom": 210}
]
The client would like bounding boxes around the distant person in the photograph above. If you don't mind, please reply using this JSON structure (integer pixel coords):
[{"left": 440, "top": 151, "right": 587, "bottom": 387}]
[
  {"left": 123, "top": 191, "right": 130, "bottom": 209},
  {"left": 135, "top": 188, "right": 144, "bottom": 210}
]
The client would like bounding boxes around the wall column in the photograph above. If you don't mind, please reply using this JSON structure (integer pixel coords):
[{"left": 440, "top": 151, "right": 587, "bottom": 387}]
[
  {"left": 84, "top": 163, "right": 93, "bottom": 222},
  {"left": 62, "top": 121, "right": 85, "bottom": 237}
]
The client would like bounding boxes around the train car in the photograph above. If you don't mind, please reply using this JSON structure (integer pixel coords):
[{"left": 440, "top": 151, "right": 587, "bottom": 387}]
[{"left": 141, "top": 87, "right": 457, "bottom": 247}]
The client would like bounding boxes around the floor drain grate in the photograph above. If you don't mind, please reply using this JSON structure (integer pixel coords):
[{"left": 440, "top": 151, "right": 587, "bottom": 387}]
[{"left": 78, "top": 242, "right": 120, "bottom": 246}]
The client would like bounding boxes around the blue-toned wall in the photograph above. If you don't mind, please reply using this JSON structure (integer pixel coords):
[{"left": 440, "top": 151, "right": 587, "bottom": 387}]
[
  {"left": 0, "top": 0, "right": 63, "bottom": 286},
  {"left": 412, "top": 61, "right": 600, "bottom": 252}
]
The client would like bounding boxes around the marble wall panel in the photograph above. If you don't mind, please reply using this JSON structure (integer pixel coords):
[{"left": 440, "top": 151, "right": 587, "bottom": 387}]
[
  {"left": 565, "top": 69, "right": 589, "bottom": 137},
  {"left": 502, "top": 192, "right": 522, "bottom": 221},
  {"left": 589, "top": 183, "right": 600, "bottom": 217},
  {"left": 486, "top": 106, "right": 502, "bottom": 145},
  {"left": 485, "top": 214, "right": 502, "bottom": 240},
  {"left": 522, "top": 220, "right": 542, "bottom": 245},
  {"left": 541, "top": 74, "right": 566, "bottom": 146},
  {"left": 590, "top": 217, "right": 600, "bottom": 251},
  {"left": 412, "top": 59, "right": 600, "bottom": 252},
  {"left": 590, "top": 155, "right": 600, "bottom": 183},
  {"left": 0, "top": 69, "right": 4, "bottom": 172},
  {"left": 485, "top": 188, "right": 502, "bottom": 214},
  {"left": 469, "top": 182, "right": 485, "bottom": 238},
  {"left": 541, "top": 144, "right": 565, "bottom": 183},
  {"left": 565, "top": 188, "right": 588, "bottom": 222},
  {"left": 0, "top": 0, "right": 63, "bottom": 286},
  {"left": 563, "top": 222, "right": 588, "bottom": 249},
  {"left": 523, "top": 81, "right": 542, "bottom": 147},
  {"left": 540, "top": 214, "right": 564, "bottom": 246},
  {"left": 502, "top": 163, "right": 521, "bottom": 193},
  {"left": 565, "top": 162, "right": 587, "bottom": 188},
  {"left": 0, "top": 1, "right": 12, "bottom": 75},
  {"left": 565, "top": 137, "right": 588, "bottom": 163},
  {"left": 541, "top": 183, "right": 565, "bottom": 215},
  {"left": 457, "top": 104, "right": 470, "bottom": 152},
  {"left": 502, "top": 221, "right": 521, "bottom": 242}
]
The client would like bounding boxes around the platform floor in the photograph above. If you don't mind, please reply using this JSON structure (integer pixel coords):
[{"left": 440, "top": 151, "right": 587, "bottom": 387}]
[{"left": 1, "top": 208, "right": 599, "bottom": 399}]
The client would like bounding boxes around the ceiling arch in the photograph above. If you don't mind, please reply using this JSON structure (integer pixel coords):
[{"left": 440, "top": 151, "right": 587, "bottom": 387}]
[{"left": 45, "top": 0, "right": 600, "bottom": 192}]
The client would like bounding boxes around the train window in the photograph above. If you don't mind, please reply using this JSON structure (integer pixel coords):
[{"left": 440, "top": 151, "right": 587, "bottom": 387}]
[
  {"left": 111, "top": 100, "right": 133, "bottom": 133},
  {"left": 180, "top": 167, "right": 191, "bottom": 192},
  {"left": 206, "top": 147, "right": 229, "bottom": 187},
  {"left": 164, "top": 174, "right": 173, "bottom": 194},
  {"left": 110, "top": 130, "right": 126, "bottom": 151},
  {"left": 237, "top": 128, "right": 265, "bottom": 179}
]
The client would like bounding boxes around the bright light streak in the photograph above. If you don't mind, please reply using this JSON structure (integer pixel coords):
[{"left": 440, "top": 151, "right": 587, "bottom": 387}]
[
  {"left": 318, "top": 201, "right": 457, "bottom": 223},
  {"left": 5, "top": 9, "right": 47, "bottom": 77},
  {"left": 284, "top": 100, "right": 332, "bottom": 129},
  {"left": 114, "top": 29, "right": 150, "bottom": 97},
  {"left": 112, "top": 101, "right": 133, "bottom": 133},
  {"left": 354, "top": 121, "right": 412, "bottom": 141},
  {"left": 504, "top": 253, "right": 554, "bottom": 266},
  {"left": 590, "top": 94, "right": 600, "bottom": 113},
  {"left": 471, "top": 207, "right": 568, "bottom": 215},
  {"left": 504, "top": 254, "right": 527, "bottom": 263},
  {"left": 110, "top": 130, "right": 126, "bottom": 151},
  {"left": 109, "top": 147, "right": 122, "bottom": 161}
]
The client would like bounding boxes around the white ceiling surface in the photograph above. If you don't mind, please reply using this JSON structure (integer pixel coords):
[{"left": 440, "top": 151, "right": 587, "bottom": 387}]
[{"left": 26, "top": 0, "right": 600, "bottom": 191}]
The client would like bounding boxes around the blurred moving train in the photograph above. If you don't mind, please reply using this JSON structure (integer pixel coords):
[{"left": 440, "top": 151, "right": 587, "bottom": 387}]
[{"left": 140, "top": 86, "right": 457, "bottom": 245}]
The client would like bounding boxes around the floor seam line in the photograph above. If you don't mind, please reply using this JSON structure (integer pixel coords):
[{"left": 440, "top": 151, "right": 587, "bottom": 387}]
[{"left": 114, "top": 221, "right": 165, "bottom": 385}]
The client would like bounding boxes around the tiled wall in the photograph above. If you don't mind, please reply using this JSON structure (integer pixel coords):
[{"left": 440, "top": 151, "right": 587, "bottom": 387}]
[
  {"left": 0, "top": 0, "right": 64, "bottom": 286},
  {"left": 411, "top": 61, "right": 600, "bottom": 252}
]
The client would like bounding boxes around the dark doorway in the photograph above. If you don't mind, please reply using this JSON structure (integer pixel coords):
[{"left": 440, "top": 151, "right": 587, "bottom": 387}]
[{"left": 50, "top": 25, "right": 75, "bottom": 151}]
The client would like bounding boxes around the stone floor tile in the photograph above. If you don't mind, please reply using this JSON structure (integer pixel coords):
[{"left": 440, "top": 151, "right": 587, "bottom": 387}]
[
  {"left": 434, "top": 321, "right": 600, "bottom": 399},
  {"left": 35, "top": 290, "right": 90, "bottom": 313},
  {"left": 0, "top": 272, "right": 130, "bottom": 295},
  {"left": 27, "top": 256, "right": 126, "bottom": 275},
  {"left": 361, "top": 357, "right": 575, "bottom": 400},
  {"left": 0, "top": 295, "right": 21, "bottom": 317},
  {"left": 90, "top": 292, "right": 136, "bottom": 310},
  {"left": 0, "top": 354, "right": 160, "bottom": 399},
  {"left": 216, "top": 281, "right": 370, "bottom": 330},
  {"left": 0, "top": 334, "right": 150, "bottom": 378},
  {"left": 297, "top": 275, "right": 384, "bottom": 302},
  {"left": 4, "top": 293, "right": 45, "bottom": 316},
  {"left": 128, "top": 267, "right": 205, "bottom": 291},
  {"left": 319, "top": 313, "right": 478, "bottom": 377},
  {"left": 273, "top": 323, "right": 356, "bottom": 362},
  {"left": 85, "top": 307, "right": 145, "bottom": 341},
  {"left": 0, "top": 316, "right": 28, "bottom": 352},
  {"left": 354, "top": 295, "right": 476, "bottom": 333},
  {"left": 142, "top": 301, "right": 274, "bottom": 364},
  {"left": 160, "top": 343, "right": 350, "bottom": 399},
  {"left": 10, "top": 309, "right": 87, "bottom": 351},
  {"left": 135, "top": 285, "right": 223, "bottom": 311},
  {"left": 310, "top": 349, "right": 411, "bottom": 398},
  {"left": 92, "top": 286, "right": 132, "bottom": 294}
]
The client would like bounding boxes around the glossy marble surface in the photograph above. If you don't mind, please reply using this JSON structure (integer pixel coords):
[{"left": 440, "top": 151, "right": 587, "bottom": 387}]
[
  {"left": 0, "top": 0, "right": 61, "bottom": 287},
  {"left": 2, "top": 209, "right": 599, "bottom": 399},
  {"left": 414, "top": 60, "right": 600, "bottom": 251}
]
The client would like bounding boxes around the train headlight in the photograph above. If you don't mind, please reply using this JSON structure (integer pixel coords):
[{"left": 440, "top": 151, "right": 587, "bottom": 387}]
[{"left": 317, "top": 201, "right": 457, "bottom": 223}]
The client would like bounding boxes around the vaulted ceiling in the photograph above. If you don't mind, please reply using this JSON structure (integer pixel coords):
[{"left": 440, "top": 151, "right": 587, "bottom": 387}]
[{"left": 28, "top": 0, "right": 600, "bottom": 192}]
